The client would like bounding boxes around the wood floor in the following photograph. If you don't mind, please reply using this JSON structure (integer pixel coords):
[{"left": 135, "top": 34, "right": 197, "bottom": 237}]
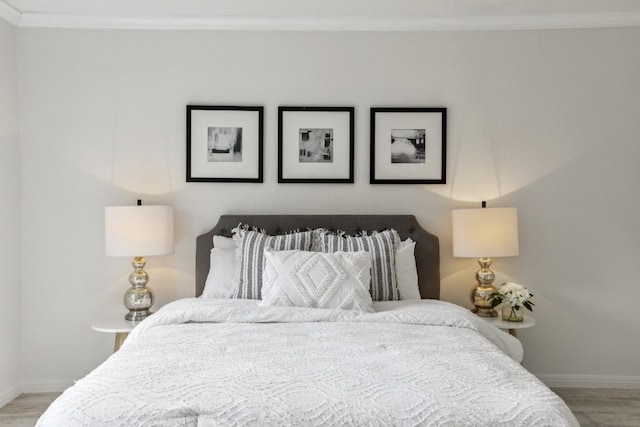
[
  {"left": 554, "top": 388, "right": 640, "bottom": 427},
  {"left": 0, "top": 393, "right": 57, "bottom": 427},
  {"left": 0, "top": 388, "right": 639, "bottom": 426}
]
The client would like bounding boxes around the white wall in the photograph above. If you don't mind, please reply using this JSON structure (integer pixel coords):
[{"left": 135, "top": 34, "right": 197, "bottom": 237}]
[
  {"left": 17, "top": 27, "right": 640, "bottom": 390},
  {"left": 0, "top": 17, "right": 22, "bottom": 405}
]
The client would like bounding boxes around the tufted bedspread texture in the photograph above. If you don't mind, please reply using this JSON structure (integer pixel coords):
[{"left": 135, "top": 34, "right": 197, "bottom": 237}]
[{"left": 37, "top": 298, "right": 578, "bottom": 426}]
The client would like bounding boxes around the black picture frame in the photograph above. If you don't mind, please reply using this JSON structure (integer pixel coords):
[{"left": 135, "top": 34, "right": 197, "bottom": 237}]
[
  {"left": 278, "top": 106, "right": 355, "bottom": 183},
  {"left": 186, "top": 105, "right": 264, "bottom": 183},
  {"left": 370, "top": 107, "right": 447, "bottom": 184}
]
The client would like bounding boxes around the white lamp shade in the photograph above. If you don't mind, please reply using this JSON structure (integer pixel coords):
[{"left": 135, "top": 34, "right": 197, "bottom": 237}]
[
  {"left": 452, "top": 207, "right": 519, "bottom": 258},
  {"left": 105, "top": 205, "right": 174, "bottom": 257}
]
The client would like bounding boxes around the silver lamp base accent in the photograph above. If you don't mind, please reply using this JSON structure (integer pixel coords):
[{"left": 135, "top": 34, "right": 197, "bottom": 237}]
[
  {"left": 471, "top": 257, "right": 498, "bottom": 317},
  {"left": 124, "top": 256, "right": 154, "bottom": 321}
]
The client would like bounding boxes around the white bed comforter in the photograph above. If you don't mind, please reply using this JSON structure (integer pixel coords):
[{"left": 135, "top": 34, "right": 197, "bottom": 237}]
[{"left": 38, "top": 299, "right": 578, "bottom": 426}]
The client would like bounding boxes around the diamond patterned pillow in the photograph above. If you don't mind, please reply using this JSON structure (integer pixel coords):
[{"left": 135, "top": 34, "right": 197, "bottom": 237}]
[
  {"left": 260, "top": 249, "right": 373, "bottom": 312},
  {"left": 319, "top": 229, "right": 401, "bottom": 301}
]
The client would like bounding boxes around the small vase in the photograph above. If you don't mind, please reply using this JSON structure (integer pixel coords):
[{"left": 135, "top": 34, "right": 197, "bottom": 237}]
[{"left": 502, "top": 304, "right": 524, "bottom": 322}]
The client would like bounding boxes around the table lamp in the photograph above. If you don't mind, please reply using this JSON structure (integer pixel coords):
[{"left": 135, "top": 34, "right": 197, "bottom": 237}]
[
  {"left": 105, "top": 201, "right": 174, "bottom": 321},
  {"left": 452, "top": 205, "right": 519, "bottom": 317}
]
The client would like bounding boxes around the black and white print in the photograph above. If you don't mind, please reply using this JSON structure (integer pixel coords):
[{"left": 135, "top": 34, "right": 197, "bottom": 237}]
[
  {"left": 299, "top": 128, "right": 333, "bottom": 163},
  {"left": 207, "top": 127, "right": 242, "bottom": 162},
  {"left": 371, "top": 107, "right": 445, "bottom": 184},
  {"left": 187, "top": 105, "right": 263, "bottom": 182},
  {"left": 278, "top": 106, "right": 354, "bottom": 183},
  {"left": 390, "top": 129, "right": 425, "bottom": 164}
]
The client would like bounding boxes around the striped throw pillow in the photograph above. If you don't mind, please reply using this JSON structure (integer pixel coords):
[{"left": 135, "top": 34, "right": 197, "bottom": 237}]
[
  {"left": 233, "top": 226, "right": 314, "bottom": 299},
  {"left": 319, "top": 229, "right": 401, "bottom": 301}
]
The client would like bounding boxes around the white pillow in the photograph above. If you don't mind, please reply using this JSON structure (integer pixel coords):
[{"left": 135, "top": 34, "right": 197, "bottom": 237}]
[
  {"left": 260, "top": 249, "right": 374, "bottom": 312},
  {"left": 396, "top": 239, "right": 421, "bottom": 300},
  {"left": 201, "top": 248, "right": 237, "bottom": 299},
  {"left": 201, "top": 235, "right": 238, "bottom": 299},
  {"left": 213, "top": 235, "right": 236, "bottom": 250}
]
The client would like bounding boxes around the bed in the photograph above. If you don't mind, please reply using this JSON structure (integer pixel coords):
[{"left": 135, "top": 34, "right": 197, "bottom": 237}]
[{"left": 37, "top": 214, "right": 578, "bottom": 426}]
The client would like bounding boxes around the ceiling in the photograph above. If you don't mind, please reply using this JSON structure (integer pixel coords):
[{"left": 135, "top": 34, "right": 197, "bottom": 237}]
[{"left": 2, "top": 0, "right": 640, "bottom": 30}]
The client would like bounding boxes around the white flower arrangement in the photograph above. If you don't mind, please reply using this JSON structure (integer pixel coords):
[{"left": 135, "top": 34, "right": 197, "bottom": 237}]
[{"left": 490, "top": 282, "right": 534, "bottom": 311}]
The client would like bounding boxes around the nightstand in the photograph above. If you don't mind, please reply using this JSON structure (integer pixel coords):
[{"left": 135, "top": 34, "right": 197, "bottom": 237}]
[
  {"left": 91, "top": 317, "right": 140, "bottom": 352},
  {"left": 482, "top": 314, "right": 535, "bottom": 338}
]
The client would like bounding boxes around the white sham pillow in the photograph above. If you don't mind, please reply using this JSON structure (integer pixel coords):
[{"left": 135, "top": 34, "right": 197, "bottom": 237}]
[
  {"left": 201, "top": 235, "right": 238, "bottom": 299},
  {"left": 396, "top": 238, "right": 421, "bottom": 300},
  {"left": 260, "top": 249, "right": 374, "bottom": 312},
  {"left": 213, "top": 235, "right": 236, "bottom": 250},
  {"left": 202, "top": 248, "right": 237, "bottom": 299}
]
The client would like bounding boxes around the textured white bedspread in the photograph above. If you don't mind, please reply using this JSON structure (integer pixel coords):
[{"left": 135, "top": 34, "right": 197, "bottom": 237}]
[{"left": 38, "top": 299, "right": 578, "bottom": 426}]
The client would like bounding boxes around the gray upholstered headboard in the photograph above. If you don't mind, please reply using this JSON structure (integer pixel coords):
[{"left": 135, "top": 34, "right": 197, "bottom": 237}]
[{"left": 195, "top": 215, "right": 440, "bottom": 299}]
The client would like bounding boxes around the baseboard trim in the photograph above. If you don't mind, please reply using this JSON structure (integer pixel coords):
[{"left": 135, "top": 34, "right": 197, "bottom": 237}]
[
  {"left": 0, "top": 0, "right": 21, "bottom": 26},
  {"left": 21, "top": 380, "right": 73, "bottom": 393},
  {"left": 15, "top": 12, "right": 640, "bottom": 32},
  {"left": 538, "top": 374, "right": 640, "bottom": 389},
  {"left": 0, "top": 385, "right": 21, "bottom": 408}
]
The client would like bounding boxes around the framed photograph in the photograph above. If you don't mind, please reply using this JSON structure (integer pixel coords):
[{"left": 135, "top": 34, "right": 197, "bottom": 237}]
[
  {"left": 370, "top": 107, "right": 446, "bottom": 184},
  {"left": 278, "top": 106, "right": 354, "bottom": 183},
  {"left": 186, "top": 105, "right": 263, "bottom": 182}
]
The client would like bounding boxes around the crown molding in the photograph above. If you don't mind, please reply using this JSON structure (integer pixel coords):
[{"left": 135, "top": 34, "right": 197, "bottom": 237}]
[
  {"left": 13, "top": 11, "right": 640, "bottom": 31},
  {"left": 0, "top": 0, "right": 20, "bottom": 26}
]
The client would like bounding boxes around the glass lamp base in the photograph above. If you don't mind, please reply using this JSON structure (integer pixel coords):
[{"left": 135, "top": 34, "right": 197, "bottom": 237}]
[
  {"left": 125, "top": 309, "right": 152, "bottom": 321},
  {"left": 472, "top": 306, "right": 498, "bottom": 317},
  {"left": 470, "top": 257, "right": 498, "bottom": 317},
  {"left": 123, "top": 256, "right": 155, "bottom": 322}
]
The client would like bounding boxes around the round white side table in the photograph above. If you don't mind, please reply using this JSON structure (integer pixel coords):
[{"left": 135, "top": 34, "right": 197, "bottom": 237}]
[
  {"left": 91, "top": 317, "right": 141, "bottom": 352},
  {"left": 482, "top": 314, "right": 535, "bottom": 338}
]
